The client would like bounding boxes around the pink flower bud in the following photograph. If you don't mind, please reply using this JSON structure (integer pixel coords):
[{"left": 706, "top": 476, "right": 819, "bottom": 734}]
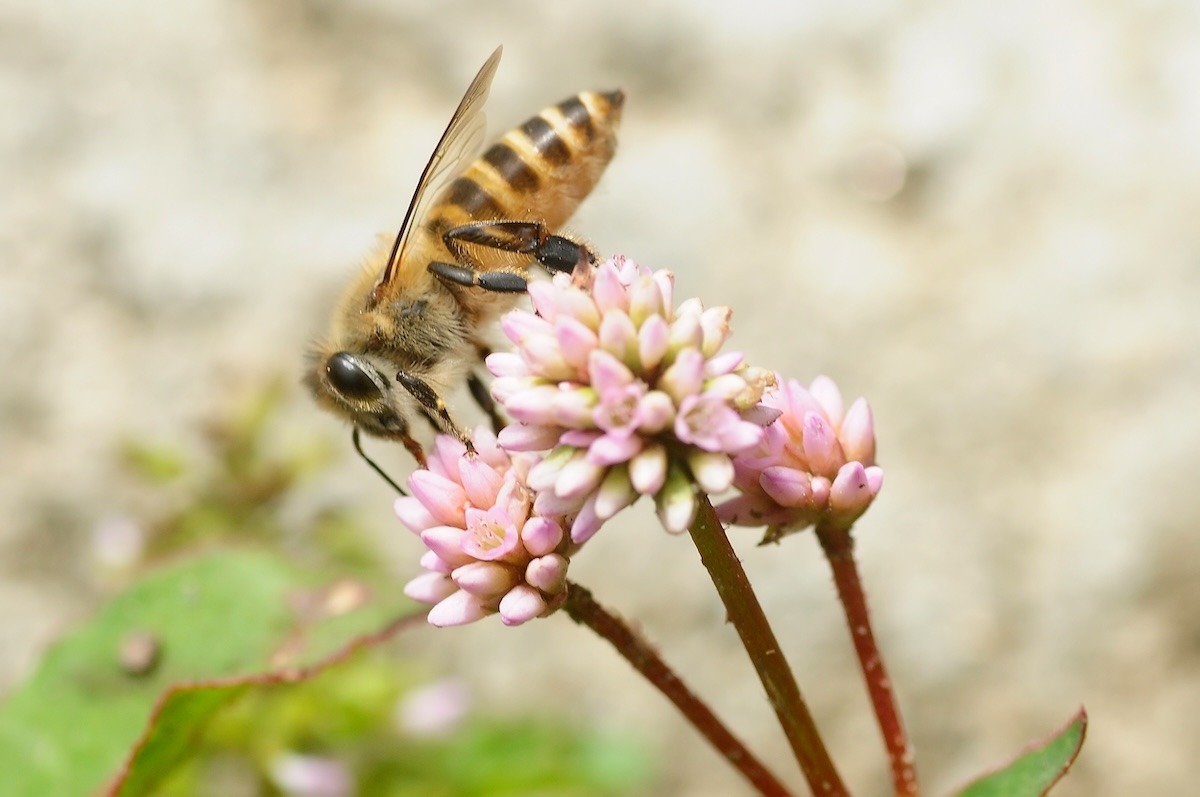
[
  {"left": 704, "top": 351, "right": 745, "bottom": 378},
  {"left": 452, "top": 561, "right": 520, "bottom": 598},
  {"left": 801, "top": 411, "right": 846, "bottom": 477},
  {"left": 592, "top": 261, "right": 631, "bottom": 314},
  {"left": 636, "top": 391, "right": 675, "bottom": 433},
  {"left": 521, "top": 516, "right": 564, "bottom": 557},
  {"left": 659, "top": 348, "right": 705, "bottom": 404},
  {"left": 828, "top": 461, "right": 881, "bottom": 520},
  {"left": 839, "top": 397, "right": 876, "bottom": 466},
  {"left": 598, "top": 310, "right": 639, "bottom": 363},
  {"left": 499, "top": 585, "right": 548, "bottom": 626},
  {"left": 420, "top": 526, "right": 473, "bottom": 568},
  {"left": 760, "top": 466, "right": 814, "bottom": 508},
  {"left": 687, "top": 450, "right": 734, "bottom": 494},
  {"left": 656, "top": 463, "right": 697, "bottom": 534},
  {"left": 699, "top": 306, "right": 732, "bottom": 357},
  {"left": 637, "top": 314, "right": 670, "bottom": 372},
  {"left": 500, "top": 310, "right": 553, "bottom": 345},
  {"left": 408, "top": 470, "right": 468, "bottom": 528},
  {"left": 570, "top": 495, "right": 604, "bottom": 543},
  {"left": 488, "top": 375, "right": 538, "bottom": 404},
  {"left": 587, "top": 432, "right": 643, "bottom": 466},
  {"left": 419, "top": 550, "right": 452, "bottom": 574},
  {"left": 525, "top": 554, "right": 569, "bottom": 594},
  {"left": 394, "top": 497, "right": 438, "bottom": 534},
  {"left": 526, "top": 280, "right": 560, "bottom": 320},
  {"left": 428, "top": 590, "right": 491, "bottom": 627},
  {"left": 497, "top": 423, "right": 561, "bottom": 452},
  {"left": 809, "top": 375, "right": 845, "bottom": 427},
  {"left": 404, "top": 572, "right": 457, "bottom": 604},
  {"left": 628, "top": 273, "right": 667, "bottom": 325},
  {"left": 554, "top": 284, "right": 602, "bottom": 328},
  {"left": 703, "top": 374, "right": 749, "bottom": 401},
  {"left": 594, "top": 465, "right": 638, "bottom": 519},
  {"left": 629, "top": 443, "right": 668, "bottom": 495},
  {"left": 652, "top": 270, "right": 675, "bottom": 314},
  {"left": 506, "top": 385, "right": 568, "bottom": 425},
  {"left": 588, "top": 349, "right": 636, "bottom": 394},
  {"left": 485, "top": 350, "right": 528, "bottom": 378},
  {"left": 457, "top": 455, "right": 504, "bottom": 508},
  {"left": 666, "top": 311, "right": 703, "bottom": 355},
  {"left": 555, "top": 456, "right": 606, "bottom": 500},
  {"left": 523, "top": 334, "right": 576, "bottom": 380},
  {"left": 555, "top": 315, "right": 599, "bottom": 371},
  {"left": 548, "top": 387, "right": 598, "bottom": 427},
  {"left": 526, "top": 447, "right": 573, "bottom": 491}
]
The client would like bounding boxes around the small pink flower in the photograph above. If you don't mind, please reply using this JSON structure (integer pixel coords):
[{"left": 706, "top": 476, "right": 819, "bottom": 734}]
[
  {"left": 487, "top": 257, "right": 777, "bottom": 539},
  {"left": 397, "top": 427, "right": 579, "bottom": 627},
  {"left": 718, "top": 375, "right": 883, "bottom": 542}
]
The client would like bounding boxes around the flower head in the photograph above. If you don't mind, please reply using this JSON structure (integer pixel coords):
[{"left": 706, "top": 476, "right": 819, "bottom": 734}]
[
  {"left": 396, "top": 428, "right": 574, "bottom": 627},
  {"left": 488, "top": 257, "right": 777, "bottom": 537},
  {"left": 717, "top": 375, "right": 883, "bottom": 542}
]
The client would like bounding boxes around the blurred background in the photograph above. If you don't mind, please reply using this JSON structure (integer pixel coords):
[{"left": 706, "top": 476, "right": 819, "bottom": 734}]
[{"left": 3, "top": 0, "right": 1199, "bottom": 794}]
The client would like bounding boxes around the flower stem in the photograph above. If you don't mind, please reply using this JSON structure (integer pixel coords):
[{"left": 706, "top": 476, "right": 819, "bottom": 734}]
[
  {"left": 816, "top": 521, "right": 918, "bottom": 797},
  {"left": 564, "top": 581, "right": 796, "bottom": 797},
  {"left": 688, "top": 494, "right": 848, "bottom": 796}
]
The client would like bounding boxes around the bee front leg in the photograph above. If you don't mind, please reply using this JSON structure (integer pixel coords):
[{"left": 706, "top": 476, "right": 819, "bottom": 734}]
[
  {"left": 395, "top": 370, "right": 476, "bottom": 453},
  {"left": 443, "top": 220, "right": 595, "bottom": 277}
]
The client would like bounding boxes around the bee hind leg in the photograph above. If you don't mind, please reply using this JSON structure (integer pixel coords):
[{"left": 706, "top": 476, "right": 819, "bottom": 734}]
[
  {"left": 443, "top": 220, "right": 594, "bottom": 278},
  {"left": 467, "top": 371, "right": 506, "bottom": 434},
  {"left": 395, "top": 370, "right": 476, "bottom": 454}
]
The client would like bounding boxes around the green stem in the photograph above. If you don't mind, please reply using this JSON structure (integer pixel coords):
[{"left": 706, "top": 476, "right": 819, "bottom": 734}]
[
  {"left": 564, "top": 581, "right": 795, "bottom": 797},
  {"left": 688, "top": 494, "right": 848, "bottom": 796},
  {"left": 816, "top": 521, "right": 918, "bottom": 797}
]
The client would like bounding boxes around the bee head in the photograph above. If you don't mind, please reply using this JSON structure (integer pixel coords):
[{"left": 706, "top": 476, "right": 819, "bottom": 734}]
[{"left": 304, "top": 348, "right": 412, "bottom": 439}]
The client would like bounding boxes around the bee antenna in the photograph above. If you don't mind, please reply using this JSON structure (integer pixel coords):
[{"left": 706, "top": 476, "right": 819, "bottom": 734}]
[{"left": 351, "top": 427, "right": 407, "bottom": 496}]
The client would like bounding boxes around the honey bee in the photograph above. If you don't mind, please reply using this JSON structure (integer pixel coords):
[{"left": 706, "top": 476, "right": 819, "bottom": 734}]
[{"left": 305, "top": 47, "right": 624, "bottom": 482}]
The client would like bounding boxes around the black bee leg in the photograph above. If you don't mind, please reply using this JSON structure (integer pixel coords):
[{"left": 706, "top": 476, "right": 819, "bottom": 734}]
[
  {"left": 395, "top": 370, "right": 476, "bottom": 453},
  {"left": 444, "top": 220, "right": 595, "bottom": 276},
  {"left": 428, "top": 261, "right": 528, "bottom": 293},
  {"left": 467, "top": 371, "right": 506, "bottom": 434},
  {"left": 351, "top": 427, "right": 408, "bottom": 494}
]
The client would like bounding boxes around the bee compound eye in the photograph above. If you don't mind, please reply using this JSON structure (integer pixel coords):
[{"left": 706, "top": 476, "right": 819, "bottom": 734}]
[{"left": 326, "top": 352, "right": 382, "bottom": 401}]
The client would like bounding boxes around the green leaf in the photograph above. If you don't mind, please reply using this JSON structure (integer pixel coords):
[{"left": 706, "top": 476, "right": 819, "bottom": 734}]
[
  {"left": 0, "top": 550, "right": 422, "bottom": 797},
  {"left": 953, "top": 708, "right": 1088, "bottom": 797}
]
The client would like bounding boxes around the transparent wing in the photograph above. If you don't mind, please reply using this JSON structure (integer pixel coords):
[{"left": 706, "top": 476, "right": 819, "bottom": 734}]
[{"left": 376, "top": 46, "right": 502, "bottom": 290}]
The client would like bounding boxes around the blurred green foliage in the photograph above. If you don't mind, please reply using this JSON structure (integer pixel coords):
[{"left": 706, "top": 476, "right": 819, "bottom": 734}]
[{"left": 155, "top": 654, "right": 649, "bottom": 796}]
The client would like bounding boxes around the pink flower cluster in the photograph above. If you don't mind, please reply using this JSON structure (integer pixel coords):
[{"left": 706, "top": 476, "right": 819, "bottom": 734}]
[
  {"left": 718, "top": 375, "right": 883, "bottom": 542},
  {"left": 487, "top": 257, "right": 777, "bottom": 537},
  {"left": 397, "top": 429, "right": 574, "bottom": 627},
  {"left": 394, "top": 255, "right": 886, "bottom": 627}
]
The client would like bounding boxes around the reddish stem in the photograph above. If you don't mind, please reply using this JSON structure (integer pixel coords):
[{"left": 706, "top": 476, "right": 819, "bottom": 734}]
[
  {"left": 816, "top": 521, "right": 919, "bottom": 797},
  {"left": 688, "top": 495, "right": 848, "bottom": 796},
  {"left": 564, "top": 581, "right": 795, "bottom": 797}
]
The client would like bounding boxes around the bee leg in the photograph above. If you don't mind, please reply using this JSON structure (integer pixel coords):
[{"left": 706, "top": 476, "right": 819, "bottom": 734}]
[
  {"left": 467, "top": 371, "right": 505, "bottom": 434},
  {"left": 443, "top": 220, "right": 595, "bottom": 276},
  {"left": 428, "top": 260, "right": 528, "bottom": 293},
  {"left": 395, "top": 370, "right": 476, "bottom": 454},
  {"left": 351, "top": 427, "right": 409, "bottom": 493}
]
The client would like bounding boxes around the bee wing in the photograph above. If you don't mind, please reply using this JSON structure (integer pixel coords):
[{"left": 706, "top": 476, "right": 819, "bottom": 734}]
[{"left": 376, "top": 46, "right": 503, "bottom": 292}]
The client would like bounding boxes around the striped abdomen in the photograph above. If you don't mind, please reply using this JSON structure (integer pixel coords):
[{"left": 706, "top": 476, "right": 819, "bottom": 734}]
[{"left": 424, "top": 89, "right": 625, "bottom": 242}]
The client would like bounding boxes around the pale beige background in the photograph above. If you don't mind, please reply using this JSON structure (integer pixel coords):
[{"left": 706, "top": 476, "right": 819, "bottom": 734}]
[{"left": 3, "top": 1, "right": 1198, "bottom": 795}]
